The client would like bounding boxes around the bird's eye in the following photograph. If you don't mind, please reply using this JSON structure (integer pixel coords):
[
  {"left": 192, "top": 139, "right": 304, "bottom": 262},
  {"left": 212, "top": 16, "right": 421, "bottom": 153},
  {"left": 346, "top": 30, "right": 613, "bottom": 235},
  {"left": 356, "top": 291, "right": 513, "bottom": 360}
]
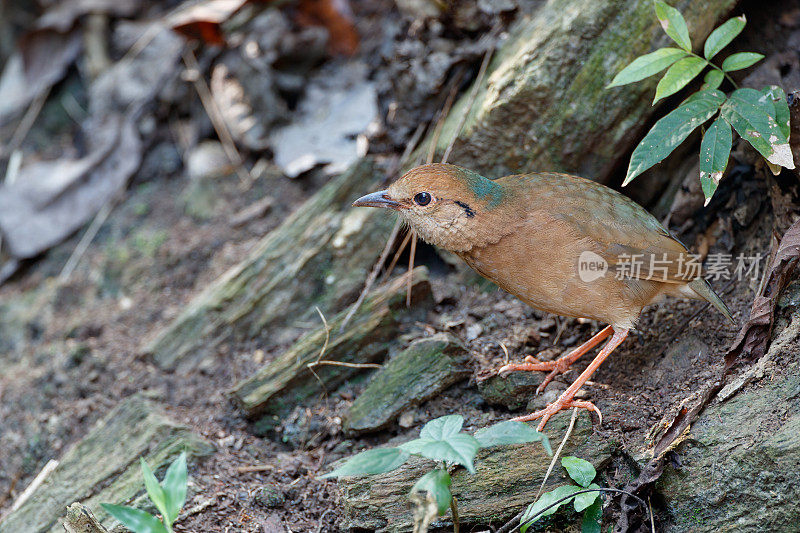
[{"left": 414, "top": 192, "right": 432, "bottom": 206}]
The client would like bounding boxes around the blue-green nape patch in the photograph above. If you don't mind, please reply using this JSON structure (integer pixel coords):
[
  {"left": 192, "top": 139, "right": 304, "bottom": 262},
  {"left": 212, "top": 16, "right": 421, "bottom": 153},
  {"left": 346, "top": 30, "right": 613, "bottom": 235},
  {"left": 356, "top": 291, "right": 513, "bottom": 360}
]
[{"left": 455, "top": 167, "right": 504, "bottom": 209}]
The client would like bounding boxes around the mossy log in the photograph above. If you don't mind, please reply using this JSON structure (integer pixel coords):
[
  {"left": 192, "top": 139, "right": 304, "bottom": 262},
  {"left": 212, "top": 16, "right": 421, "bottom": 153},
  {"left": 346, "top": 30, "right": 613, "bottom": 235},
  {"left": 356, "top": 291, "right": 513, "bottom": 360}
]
[
  {"left": 0, "top": 395, "right": 214, "bottom": 533},
  {"left": 144, "top": 157, "right": 396, "bottom": 371},
  {"left": 344, "top": 333, "right": 470, "bottom": 434},
  {"left": 420, "top": 0, "right": 737, "bottom": 182},
  {"left": 338, "top": 414, "right": 615, "bottom": 531},
  {"left": 229, "top": 267, "right": 433, "bottom": 425}
]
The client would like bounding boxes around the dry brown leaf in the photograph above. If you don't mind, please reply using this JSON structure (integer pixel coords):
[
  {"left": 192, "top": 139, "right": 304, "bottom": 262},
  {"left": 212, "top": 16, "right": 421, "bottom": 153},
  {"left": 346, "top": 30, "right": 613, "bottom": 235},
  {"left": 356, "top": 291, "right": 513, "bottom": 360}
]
[
  {"left": 296, "top": 0, "right": 359, "bottom": 56},
  {"left": 169, "top": 0, "right": 249, "bottom": 45}
]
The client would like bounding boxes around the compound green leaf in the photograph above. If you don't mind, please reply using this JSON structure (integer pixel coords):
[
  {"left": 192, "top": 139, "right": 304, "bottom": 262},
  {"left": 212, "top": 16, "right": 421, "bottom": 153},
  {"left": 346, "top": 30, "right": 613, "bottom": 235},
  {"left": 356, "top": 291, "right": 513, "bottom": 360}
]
[
  {"left": 411, "top": 469, "right": 452, "bottom": 516},
  {"left": 721, "top": 52, "right": 764, "bottom": 72},
  {"left": 319, "top": 448, "right": 409, "bottom": 478},
  {"left": 625, "top": 89, "right": 726, "bottom": 185},
  {"left": 417, "top": 434, "right": 481, "bottom": 474},
  {"left": 760, "top": 85, "right": 791, "bottom": 139},
  {"left": 704, "top": 16, "right": 746, "bottom": 59},
  {"left": 420, "top": 415, "right": 464, "bottom": 440},
  {"left": 654, "top": 56, "right": 706, "bottom": 104},
  {"left": 721, "top": 88, "right": 794, "bottom": 169},
  {"left": 699, "top": 116, "right": 732, "bottom": 204},
  {"left": 607, "top": 48, "right": 687, "bottom": 87},
  {"left": 654, "top": 1, "right": 691, "bottom": 51}
]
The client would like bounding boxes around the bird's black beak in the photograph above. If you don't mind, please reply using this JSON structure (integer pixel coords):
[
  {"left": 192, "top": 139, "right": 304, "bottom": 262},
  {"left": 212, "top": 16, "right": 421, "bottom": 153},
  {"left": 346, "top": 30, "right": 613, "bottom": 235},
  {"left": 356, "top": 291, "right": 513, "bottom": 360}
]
[{"left": 352, "top": 190, "right": 401, "bottom": 209}]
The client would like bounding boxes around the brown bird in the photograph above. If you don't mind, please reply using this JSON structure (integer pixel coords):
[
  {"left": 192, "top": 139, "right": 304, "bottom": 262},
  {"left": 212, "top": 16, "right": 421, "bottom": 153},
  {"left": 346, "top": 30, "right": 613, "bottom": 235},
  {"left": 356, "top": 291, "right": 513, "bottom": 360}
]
[{"left": 352, "top": 163, "right": 733, "bottom": 430}]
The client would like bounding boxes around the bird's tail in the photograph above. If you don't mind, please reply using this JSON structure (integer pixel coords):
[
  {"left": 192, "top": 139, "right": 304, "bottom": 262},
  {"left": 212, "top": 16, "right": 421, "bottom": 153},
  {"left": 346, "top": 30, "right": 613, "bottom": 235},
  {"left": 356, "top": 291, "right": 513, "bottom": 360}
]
[{"left": 688, "top": 277, "right": 734, "bottom": 324}]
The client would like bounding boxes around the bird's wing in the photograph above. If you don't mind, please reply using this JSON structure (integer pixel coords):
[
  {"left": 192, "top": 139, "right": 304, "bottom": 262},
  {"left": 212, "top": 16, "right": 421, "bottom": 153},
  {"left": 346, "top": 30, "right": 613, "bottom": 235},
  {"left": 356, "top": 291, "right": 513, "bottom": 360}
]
[{"left": 514, "top": 173, "right": 700, "bottom": 285}]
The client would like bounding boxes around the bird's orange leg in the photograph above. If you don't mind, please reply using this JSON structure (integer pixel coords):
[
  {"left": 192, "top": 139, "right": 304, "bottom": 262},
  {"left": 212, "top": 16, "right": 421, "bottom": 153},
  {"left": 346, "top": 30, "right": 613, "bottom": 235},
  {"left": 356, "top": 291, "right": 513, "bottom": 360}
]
[
  {"left": 512, "top": 328, "right": 628, "bottom": 431},
  {"left": 498, "top": 325, "right": 614, "bottom": 393}
]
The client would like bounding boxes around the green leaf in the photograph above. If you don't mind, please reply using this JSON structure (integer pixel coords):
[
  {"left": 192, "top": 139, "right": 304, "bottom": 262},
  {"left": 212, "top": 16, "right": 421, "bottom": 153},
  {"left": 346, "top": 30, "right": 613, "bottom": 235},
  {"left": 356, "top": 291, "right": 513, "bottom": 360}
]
[
  {"left": 625, "top": 88, "right": 726, "bottom": 185},
  {"left": 574, "top": 483, "right": 602, "bottom": 512},
  {"left": 411, "top": 469, "right": 452, "bottom": 516},
  {"left": 654, "top": 1, "right": 691, "bottom": 51},
  {"left": 699, "top": 116, "right": 732, "bottom": 204},
  {"left": 721, "top": 88, "right": 795, "bottom": 169},
  {"left": 703, "top": 16, "right": 746, "bottom": 59},
  {"left": 562, "top": 457, "right": 597, "bottom": 488},
  {"left": 580, "top": 499, "right": 603, "bottom": 533},
  {"left": 653, "top": 56, "right": 706, "bottom": 104},
  {"left": 701, "top": 69, "right": 724, "bottom": 90},
  {"left": 161, "top": 452, "right": 187, "bottom": 526},
  {"left": 473, "top": 421, "right": 551, "bottom": 454},
  {"left": 721, "top": 52, "right": 764, "bottom": 72},
  {"left": 417, "top": 434, "right": 481, "bottom": 474},
  {"left": 420, "top": 415, "right": 464, "bottom": 440},
  {"left": 319, "top": 448, "right": 409, "bottom": 478},
  {"left": 139, "top": 459, "right": 168, "bottom": 523},
  {"left": 520, "top": 485, "right": 583, "bottom": 530},
  {"left": 761, "top": 85, "right": 791, "bottom": 139},
  {"left": 399, "top": 438, "right": 437, "bottom": 454},
  {"left": 100, "top": 504, "right": 169, "bottom": 533},
  {"left": 607, "top": 48, "right": 687, "bottom": 88}
]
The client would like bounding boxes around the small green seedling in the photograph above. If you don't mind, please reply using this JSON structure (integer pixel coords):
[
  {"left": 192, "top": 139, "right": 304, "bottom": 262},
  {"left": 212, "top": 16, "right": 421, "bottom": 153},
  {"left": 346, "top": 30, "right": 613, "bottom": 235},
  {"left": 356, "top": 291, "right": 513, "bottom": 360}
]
[
  {"left": 520, "top": 456, "right": 602, "bottom": 533},
  {"left": 321, "top": 415, "right": 551, "bottom": 522},
  {"left": 101, "top": 452, "right": 188, "bottom": 533},
  {"left": 608, "top": 1, "right": 794, "bottom": 204}
]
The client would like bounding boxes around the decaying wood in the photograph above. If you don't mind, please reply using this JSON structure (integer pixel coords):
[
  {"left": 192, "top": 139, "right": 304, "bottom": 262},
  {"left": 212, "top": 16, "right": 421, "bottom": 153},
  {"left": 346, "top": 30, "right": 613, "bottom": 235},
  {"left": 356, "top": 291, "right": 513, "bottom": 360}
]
[
  {"left": 144, "top": 157, "right": 397, "bottom": 372},
  {"left": 229, "top": 267, "right": 433, "bottom": 422}
]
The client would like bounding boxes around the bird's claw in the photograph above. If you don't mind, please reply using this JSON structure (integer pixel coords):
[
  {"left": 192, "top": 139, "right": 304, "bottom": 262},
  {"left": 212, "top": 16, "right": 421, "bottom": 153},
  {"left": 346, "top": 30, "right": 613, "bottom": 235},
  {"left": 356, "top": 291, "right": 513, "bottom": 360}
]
[
  {"left": 512, "top": 398, "right": 602, "bottom": 432},
  {"left": 497, "top": 355, "right": 573, "bottom": 393}
]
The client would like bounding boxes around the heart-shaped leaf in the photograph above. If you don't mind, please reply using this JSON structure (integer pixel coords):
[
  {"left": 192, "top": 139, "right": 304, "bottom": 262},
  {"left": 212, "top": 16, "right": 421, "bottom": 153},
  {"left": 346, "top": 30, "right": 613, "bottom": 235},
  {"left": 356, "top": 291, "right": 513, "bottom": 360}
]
[
  {"left": 420, "top": 415, "right": 464, "bottom": 440},
  {"left": 607, "top": 47, "right": 687, "bottom": 88},
  {"left": 417, "top": 434, "right": 481, "bottom": 473}
]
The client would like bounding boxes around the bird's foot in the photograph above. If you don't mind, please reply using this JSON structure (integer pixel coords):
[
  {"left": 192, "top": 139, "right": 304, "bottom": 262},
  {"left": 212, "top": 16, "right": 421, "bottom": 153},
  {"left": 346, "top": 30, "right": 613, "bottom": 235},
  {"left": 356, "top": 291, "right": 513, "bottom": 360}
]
[
  {"left": 512, "top": 397, "right": 602, "bottom": 432},
  {"left": 497, "top": 354, "right": 575, "bottom": 394}
]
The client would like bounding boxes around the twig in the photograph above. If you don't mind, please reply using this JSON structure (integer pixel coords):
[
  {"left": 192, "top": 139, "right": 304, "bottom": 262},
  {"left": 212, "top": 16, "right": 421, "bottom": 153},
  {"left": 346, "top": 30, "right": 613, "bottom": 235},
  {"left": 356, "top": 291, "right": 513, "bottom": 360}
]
[
  {"left": 4, "top": 86, "right": 51, "bottom": 158},
  {"left": 383, "top": 229, "right": 413, "bottom": 281},
  {"left": 496, "top": 408, "right": 579, "bottom": 533},
  {"left": 315, "top": 508, "right": 333, "bottom": 533},
  {"left": 648, "top": 496, "right": 656, "bottom": 533},
  {"left": 182, "top": 48, "right": 252, "bottom": 185},
  {"left": 308, "top": 360, "right": 382, "bottom": 370},
  {"left": 500, "top": 342, "right": 510, "bottom": 366},
  {"left": 451, "top": 495, "right": 460, "bottom": 533},
  {"left": 236, "top": 464, "right": 274, "bottom": 473},
  {"left": 59, "top": 196, "right": 117, "bottom": 281},
  {"left": 406, "top": 229, "right": 417, "bottom": 307},
  {"left": 340, "top": 217, "right": 403, "bottom": 331},
  {"left": 10, "top": 459, "right": 58, "bottom": 512},
  {"left": 313, "top": 307, "right": 331, "bottom": 364}
]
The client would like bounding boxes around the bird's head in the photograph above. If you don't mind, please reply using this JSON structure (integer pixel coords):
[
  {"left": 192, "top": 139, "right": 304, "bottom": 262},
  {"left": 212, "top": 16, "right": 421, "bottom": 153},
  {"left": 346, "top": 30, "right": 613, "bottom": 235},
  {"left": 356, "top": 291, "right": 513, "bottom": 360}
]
[{"left": 352, "top": 163, "right": 507, "bottom": 251}]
